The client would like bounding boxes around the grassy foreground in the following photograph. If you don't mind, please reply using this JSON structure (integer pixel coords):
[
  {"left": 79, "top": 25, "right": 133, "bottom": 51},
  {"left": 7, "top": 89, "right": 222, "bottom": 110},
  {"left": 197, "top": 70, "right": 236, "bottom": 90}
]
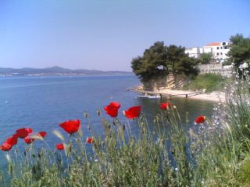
[{"left": 1, "top": 82, "right": 250, "bottom": 186}]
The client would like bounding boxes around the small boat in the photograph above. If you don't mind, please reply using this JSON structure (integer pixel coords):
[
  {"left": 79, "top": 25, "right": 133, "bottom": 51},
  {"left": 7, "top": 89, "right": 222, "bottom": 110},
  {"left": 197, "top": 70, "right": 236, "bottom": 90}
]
[
  {"left": 147, "top": 95, "right": 161, "bottom": 99},
  {"left": 137, "top": 94, "right": 161, "bottom": 99}
]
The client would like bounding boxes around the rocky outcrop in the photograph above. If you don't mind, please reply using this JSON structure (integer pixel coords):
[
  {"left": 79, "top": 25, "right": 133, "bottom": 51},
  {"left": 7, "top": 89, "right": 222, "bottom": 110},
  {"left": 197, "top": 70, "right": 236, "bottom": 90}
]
[{"left": 141, "top": 73, "right": 191, "bottom": 91}]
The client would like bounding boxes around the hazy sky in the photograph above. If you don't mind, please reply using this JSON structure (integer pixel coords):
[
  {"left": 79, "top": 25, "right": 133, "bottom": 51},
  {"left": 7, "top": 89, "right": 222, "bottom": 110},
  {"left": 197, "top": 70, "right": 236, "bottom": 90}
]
[{"left": 0, "top": 0, "right": 249, "bottom": 71}]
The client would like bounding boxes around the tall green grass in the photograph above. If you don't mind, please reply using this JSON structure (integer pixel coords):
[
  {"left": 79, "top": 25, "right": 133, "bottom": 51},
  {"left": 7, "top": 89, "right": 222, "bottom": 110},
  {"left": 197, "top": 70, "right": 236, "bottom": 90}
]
[
  {"left": 1, "top": 82, "right": 250, "bottom": 187},
  {"left": 183, "top": 73, "right": 227, "bottom": 93}
]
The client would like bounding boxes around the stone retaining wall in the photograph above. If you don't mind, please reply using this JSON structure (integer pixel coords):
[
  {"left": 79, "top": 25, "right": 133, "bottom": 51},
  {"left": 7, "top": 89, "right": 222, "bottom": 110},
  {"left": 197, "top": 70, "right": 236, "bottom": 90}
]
[{"left": 198, "top": 64, "right": 233, "bottom": 77}]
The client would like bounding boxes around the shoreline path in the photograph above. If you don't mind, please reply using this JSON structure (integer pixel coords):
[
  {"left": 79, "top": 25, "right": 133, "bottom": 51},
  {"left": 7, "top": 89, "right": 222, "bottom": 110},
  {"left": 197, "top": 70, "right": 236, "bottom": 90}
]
[{"left": 132, "top": 87, "right": 225, "bottom": 103}]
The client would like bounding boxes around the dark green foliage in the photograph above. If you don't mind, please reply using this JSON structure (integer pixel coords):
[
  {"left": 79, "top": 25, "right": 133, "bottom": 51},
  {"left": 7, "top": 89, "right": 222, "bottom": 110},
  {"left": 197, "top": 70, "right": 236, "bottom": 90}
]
[
  {"left": 174, "top": 56, "right": 199, "bottom": 76},
  {"left": 131, "top": 42, "right": 199, "bottom": 81},
  {"left": 228, "top": 34, "right": 250, "bottom": 67},
  {"left": 131, "top": 42, "right": 169, "bottom": 81},
  {"left": 131, "top": 42, "right": 166, "bottom": 81},
  {"left": 165, "top": 45, "right": 187, "bottom": 72}
]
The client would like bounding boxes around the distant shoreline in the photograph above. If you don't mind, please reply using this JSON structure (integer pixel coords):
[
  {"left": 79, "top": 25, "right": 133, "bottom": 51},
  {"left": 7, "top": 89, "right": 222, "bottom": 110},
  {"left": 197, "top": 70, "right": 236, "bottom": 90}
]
[
  {"left": 0, "top": 73, "right": 133, "bottom": 77},
  {"left": 0, "top": 66, "right": 132, "bottom": 77}
]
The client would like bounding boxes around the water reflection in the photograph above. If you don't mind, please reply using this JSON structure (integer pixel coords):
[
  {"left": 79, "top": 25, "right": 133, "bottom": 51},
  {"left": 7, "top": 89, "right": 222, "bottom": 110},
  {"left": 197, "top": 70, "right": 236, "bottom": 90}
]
[{"left": 137, "top": 97, "right": 215, "bottom": 126}]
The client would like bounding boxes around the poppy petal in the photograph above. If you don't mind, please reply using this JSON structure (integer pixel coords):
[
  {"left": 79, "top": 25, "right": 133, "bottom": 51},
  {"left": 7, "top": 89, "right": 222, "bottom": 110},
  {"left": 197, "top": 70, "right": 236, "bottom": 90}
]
[
  {"left": 104, "top": 102, "right": 121, "bottom": 118},
  {"left": 15, "top": 128, "right": 33, "bottom": 139},
  {"left": 86, "top": 137, "right": 94, "bottom": 144},
  {"left": 0, "top": 142, "right": 13, "bottom": 151},
  {"left": 59, "top": 120, "right": 81, "bottom": 134},
  {"left": 194, "top": 116, "right": 206, "bottom": 124},
  {"left": 38, "top": 131, "right": 47, "bottom": 138},
  {"left": 6, "top": 135, "right": 18, "bottom": 146},
  {"left": 23, "top": 136, "right": 35, "bottom": 144},
  {"left": 160, "top": 103, "right": 172, "bottom": 110},
  {"left": 56, "top": 143, "right": 64, "bottom": 150},
  {"left": 124, "top": 106, "right": 141, "bottom": 119}
]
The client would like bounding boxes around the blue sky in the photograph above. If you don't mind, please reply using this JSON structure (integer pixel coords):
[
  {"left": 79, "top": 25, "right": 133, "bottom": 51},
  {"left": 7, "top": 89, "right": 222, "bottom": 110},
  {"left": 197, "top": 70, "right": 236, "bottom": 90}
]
[{"left": 0, "top": 0, "right": 249, "bottom": 71}]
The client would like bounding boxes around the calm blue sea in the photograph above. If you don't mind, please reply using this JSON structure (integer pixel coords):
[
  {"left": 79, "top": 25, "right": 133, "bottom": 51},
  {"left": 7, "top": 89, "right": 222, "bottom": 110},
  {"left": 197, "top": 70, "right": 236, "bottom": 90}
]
[{"left": 0, "top": 75, "right": 215, "bottom": 170}]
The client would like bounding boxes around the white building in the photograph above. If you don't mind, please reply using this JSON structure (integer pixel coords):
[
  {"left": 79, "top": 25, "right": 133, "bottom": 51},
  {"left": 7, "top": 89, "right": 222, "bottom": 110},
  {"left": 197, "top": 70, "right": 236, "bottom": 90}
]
[{"left": 185, "top": 42, "right": 230, "bottom": 63}]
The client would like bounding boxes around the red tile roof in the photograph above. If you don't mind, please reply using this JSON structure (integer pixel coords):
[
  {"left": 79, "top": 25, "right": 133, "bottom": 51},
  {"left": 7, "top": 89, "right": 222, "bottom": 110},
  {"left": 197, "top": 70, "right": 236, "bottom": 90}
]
[{"left": 205, "top": 42, "right": 221, "bottom": 46}]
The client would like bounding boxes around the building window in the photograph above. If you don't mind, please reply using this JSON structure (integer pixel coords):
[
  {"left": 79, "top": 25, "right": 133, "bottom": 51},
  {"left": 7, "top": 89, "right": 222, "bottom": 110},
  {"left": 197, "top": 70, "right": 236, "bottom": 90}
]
[
  {"left": 224, "top": 46, "right": 228, "bottom": 49},
  {"left": 217, "top": 53, "right": 219, "bottom": 55},
  {"left": 223, "top": 42, "right": 226, "bottom": 45},
  {"left": 217, "top": 47, "right": 219, "bottom": 50},
  {"left": 221, "top": 53, "right": 223, "bottom": 55},
  {"left": 221, "top": 47, "right": 223, "bottom": 49}
]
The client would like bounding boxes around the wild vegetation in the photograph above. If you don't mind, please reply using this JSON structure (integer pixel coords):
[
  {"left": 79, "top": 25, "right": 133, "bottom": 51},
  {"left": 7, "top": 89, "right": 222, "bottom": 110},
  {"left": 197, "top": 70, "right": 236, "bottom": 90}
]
[
  {"left": 0, "top": 81, "right": 250, "bottom": 186},
  {"left": 183, "top": 73, "right": 227, "bottom": 93}
]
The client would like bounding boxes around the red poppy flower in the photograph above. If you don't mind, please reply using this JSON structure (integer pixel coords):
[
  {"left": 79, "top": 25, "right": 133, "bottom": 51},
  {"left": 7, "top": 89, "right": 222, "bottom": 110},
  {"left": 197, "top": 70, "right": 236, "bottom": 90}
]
[
  {"left": 160, "top": 103, "right": 172, "bottom": 110},
  {"left": 56, "top": 143, "right": 64, "bottom": 150},
  {"left": 104, "top": 102, "right": 121, "bottom": 117},
  {"left": 124, "top": 106, "right": 141, "bottom": 119},
  {"left": 194, "top": 116, "right": 206, "bottom": 124},
  {"left": 23, "top": 136, "right": 35, "bottom": 144},
  {"left": 86, "top": 137, "right": 94, "bottom": 144},
  {"left": 15, "top": 128, "right": 33, "bottom": 139},
  {"left": 6, "top": 135, "right": 18, "bottom": 146},
  {"left": 0, "top": 142, "right": 13, "bottom": 151},
  {"left": 59, "top": 120, "right": 81, "bottom": 134},
  {"left": 38, "top": 131, "right": 47, "bottom": 138}
]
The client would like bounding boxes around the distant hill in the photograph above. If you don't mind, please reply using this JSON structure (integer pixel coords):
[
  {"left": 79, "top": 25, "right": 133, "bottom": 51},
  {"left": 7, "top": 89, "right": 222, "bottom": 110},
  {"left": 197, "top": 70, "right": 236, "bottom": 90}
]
[{"left": 0, "top": 66, "right": 132, "bottom": 76}]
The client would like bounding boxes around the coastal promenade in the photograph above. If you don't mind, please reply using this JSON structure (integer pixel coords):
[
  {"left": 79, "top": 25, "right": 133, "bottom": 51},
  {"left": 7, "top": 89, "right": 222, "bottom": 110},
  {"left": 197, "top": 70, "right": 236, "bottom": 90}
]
[{"left": 134, "top": 88, "right": 225, "bottom": 102}]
